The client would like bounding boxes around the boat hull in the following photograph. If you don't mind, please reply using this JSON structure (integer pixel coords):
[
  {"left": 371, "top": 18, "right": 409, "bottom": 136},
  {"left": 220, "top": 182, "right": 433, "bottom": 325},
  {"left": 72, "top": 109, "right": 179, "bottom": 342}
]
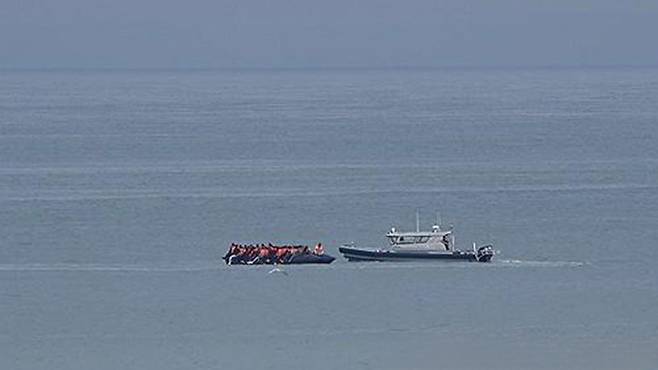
[
  {"left": 224, "top": 253, "right": 335, "bottom": 265},
  {"left": 339, "top": 246, "right": 492, "bottom": 263},
  {"left": 288, "top": 253, "right": 335, "bottom": 264}
]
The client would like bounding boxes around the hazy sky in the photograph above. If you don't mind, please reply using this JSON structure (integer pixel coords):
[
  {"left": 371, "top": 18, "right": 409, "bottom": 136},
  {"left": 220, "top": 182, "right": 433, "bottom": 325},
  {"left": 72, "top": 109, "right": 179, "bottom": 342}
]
[{"left": 1, "top": 0, "right": 657, "bottom": 68}]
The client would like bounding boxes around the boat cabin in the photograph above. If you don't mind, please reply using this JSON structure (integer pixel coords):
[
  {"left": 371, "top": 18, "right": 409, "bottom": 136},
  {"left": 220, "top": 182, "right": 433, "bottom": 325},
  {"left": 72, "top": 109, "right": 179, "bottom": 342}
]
[{"left": 385, "top": 224, "right": 455, "bottom": 252}]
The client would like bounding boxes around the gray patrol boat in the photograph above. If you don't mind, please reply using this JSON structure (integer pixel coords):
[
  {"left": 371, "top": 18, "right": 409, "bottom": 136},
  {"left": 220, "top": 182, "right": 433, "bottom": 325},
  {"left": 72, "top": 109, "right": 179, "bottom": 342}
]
[{"left": 339, "top": 215, "right": 494, "bottom": 263}]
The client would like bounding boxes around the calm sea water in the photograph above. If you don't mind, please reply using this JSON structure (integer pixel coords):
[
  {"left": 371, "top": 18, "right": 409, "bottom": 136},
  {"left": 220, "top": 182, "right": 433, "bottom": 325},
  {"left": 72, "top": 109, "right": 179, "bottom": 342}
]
[{"left": 1, "top": 68, "right": 657, "bottom": 369}]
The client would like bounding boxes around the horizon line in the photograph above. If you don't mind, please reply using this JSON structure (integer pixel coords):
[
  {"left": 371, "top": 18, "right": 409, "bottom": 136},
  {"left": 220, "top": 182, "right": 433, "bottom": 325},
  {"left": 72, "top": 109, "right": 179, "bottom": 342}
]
[{"left": 2, "top": 64, "right": 658, "bottom": 73}]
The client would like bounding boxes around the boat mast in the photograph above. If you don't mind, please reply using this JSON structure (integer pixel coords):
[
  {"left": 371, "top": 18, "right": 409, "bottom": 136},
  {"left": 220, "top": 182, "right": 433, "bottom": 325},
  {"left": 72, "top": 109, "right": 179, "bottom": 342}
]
[{"left": 416, "top": 210, "right": 420, "bottom": 232}]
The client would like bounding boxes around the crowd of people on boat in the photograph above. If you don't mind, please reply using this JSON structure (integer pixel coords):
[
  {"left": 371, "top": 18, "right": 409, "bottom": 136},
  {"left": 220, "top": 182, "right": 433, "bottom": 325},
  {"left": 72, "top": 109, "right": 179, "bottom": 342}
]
[{"left": 224, "top": 243, "right": 325, "bottom": 265}]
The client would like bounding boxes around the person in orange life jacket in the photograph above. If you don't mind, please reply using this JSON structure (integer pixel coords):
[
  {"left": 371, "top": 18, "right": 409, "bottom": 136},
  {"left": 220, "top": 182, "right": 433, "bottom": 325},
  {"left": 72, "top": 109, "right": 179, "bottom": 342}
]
[{"left": 275, "top": 247, "right": 288, "bottom": 263}]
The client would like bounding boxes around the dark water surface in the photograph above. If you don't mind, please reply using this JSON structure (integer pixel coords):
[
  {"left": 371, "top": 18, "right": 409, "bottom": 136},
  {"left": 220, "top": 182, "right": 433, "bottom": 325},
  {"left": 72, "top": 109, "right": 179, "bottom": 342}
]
[{"left": 1, "top": 68, "right": 657, "bottom": 369}]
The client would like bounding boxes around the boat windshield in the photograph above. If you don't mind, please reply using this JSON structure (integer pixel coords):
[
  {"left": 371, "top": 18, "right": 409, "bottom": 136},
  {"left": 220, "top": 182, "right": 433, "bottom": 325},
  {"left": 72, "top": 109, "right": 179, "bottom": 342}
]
[{"left": 389, "top": 236, "right": 430, "bottom": 245}]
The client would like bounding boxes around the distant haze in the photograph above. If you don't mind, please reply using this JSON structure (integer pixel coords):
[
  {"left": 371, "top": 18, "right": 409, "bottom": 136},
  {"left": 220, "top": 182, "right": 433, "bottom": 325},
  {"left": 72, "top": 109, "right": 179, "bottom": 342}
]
[{"left": 1, "top": 0, "right": 657, "bottom": 69}]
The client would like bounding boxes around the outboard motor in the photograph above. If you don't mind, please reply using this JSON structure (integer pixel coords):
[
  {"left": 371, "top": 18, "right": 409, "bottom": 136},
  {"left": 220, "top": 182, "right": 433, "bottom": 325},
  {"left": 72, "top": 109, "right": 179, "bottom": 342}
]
[{"left": 476, "top": 245, "right": 495, "bottom": 262}]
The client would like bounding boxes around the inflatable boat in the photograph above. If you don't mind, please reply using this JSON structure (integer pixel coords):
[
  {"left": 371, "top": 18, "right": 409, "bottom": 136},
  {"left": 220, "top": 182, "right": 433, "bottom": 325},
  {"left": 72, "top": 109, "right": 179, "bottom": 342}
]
[{"left": 223, "top": 243, "right": 335, "bottom": 265}]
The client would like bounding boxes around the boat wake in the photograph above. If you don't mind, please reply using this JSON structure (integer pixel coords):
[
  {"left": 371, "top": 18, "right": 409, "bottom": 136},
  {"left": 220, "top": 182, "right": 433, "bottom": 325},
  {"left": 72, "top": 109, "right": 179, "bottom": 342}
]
[
  {"left": 0, "top": 259, "right": 587, "bottom": 273},
  {"left": 268, "top": 266, "right": 289, "bottom": 275},
  {"left": 496, "top": 259, "right": 587, "bottom": 267},
  {"left": 320, "top": 258, "right": 588, "bottom": 271}
]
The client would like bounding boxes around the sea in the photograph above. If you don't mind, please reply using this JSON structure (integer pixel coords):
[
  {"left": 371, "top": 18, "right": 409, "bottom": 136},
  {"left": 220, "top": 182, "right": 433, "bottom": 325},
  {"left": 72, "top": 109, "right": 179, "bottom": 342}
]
[{"left": 1, "top": 67, "right": 657, "bottom": 370}]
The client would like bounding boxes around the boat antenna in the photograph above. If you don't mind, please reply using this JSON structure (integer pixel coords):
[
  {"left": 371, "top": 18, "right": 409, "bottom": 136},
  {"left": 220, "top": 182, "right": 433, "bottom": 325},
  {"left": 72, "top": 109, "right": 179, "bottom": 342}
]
[{"left": 416, "top": 209, "right": 420, "bottom": 232}]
